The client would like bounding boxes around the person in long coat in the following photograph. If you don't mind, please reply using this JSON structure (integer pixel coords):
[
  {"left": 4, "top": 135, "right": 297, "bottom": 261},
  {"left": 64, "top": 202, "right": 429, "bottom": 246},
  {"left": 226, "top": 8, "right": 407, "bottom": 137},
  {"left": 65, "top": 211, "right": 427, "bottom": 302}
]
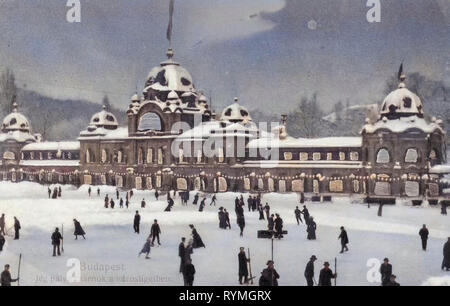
[
  {"left": 264, "top": 203, "right": 270, "bottom": 220},
  {"left": 259, "top": 260, "right": 279, "bottom": 286},
  {"left": 318, "top": 262, "right": 337, "bottom": 286},
  {"left": 139, "top": 236, "right": 152, "bottom": 259},
  {"left": 307, "top": 217, "right": 316, "bottom": 240},
  {"left": 183, "top": 260, "right": 196, "bottom": 286},
  {"left": 258, "top": 204, "right": 265, "bottom": 220},
  {"left": 179, "top": 238, "right": 186, "bottom": 273},
  {"left": 1, "top": 265, "right": 18, "bottom": 286},
  {"left": 267, "top": 214, "right": 275, "bottom": 231},
  {"left": 218, "top": 208, "right": 227, "bottom": 229},
  {"left": 274, "top": 214, "right": 284, "bottom": 239},
  {"left": 238, "top": 247, "right": 249, "bottom": 284},
  {"left": 338, "top": 226, "right": 349, "bottom": 253},
  {"left": 304, "top": 255, "right": 317, "bottom": 286},
  {"left": 237, "top": 215, "right": 245, "bottom": 237},
  {"left": 193, "top": 193, "right": 199, "bottom": 205},
  {"left": 190, "top": 225, "right": 205, "bottom": 248},
  {"left": 302, "top": 206, "right": 310, "bottom": 225},
  {"left": 419, "top": 224, "right": 429, "bottom": 251},
  {"left": 0, "top": 214, "right": 5, "bottom": 235},
  {"left": 442, "top": 237, "right": 450, "bottom": 271},
  {"left": 73, "top": 219, "right": 86, "bottom": 240},
  {"left": 0, "top": 234, "right": 5, "bottom": 252},
  {"left": 380, "top": 258, "right": 392, "bottom": 286},
  {"left": 224, "top": 209, "right": 231, "bottom": 229},
  {"left": 13, "top": 217, "right": 20, "bottom": 240},
  {"left": 199, "top": 198, "right": 206, "bottom": 212}
]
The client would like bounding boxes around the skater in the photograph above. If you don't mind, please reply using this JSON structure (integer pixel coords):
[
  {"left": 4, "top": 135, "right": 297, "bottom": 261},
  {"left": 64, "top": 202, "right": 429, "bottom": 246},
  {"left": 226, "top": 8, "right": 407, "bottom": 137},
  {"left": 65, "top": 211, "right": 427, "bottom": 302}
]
[
  {"left": 380, "top": 258, "right": 393, "bottom": 286},
  {"left": 0, "top": 213, "right": 5, "bottom": 235},
  {"left": 218, "top": 207, "right": 227, "bottom": 229},
  {"left": 58, "top": 186, "right": 62, "bottom": 197},
  {"left": 139, "top": 236, "right": 152, "bottom": 259},
  {"left": 258, "top": 203, "right": 265, "bottom": 220},
  {"left": 165, "top": 197, "right": 174, "bottom": 211},
  {"left": 307, "top": 217, "right": 316, "bottom": 240},
  {"left": 0, "top": 233, "right": 5, "bottom": 252},
  {"left": 52, "top": 187, "right": 58, "bottom": 199},
  {"left": 88, "top": 186, "right": 91, "bottom": 197},
  {"left": 110, "top": 198, "right": 115, "bottom": 209},
  {"left": 338, "top": 226, "right": 349, "bottom": 253},
  {"left": 318, "top": 262, "right": 337, "bottom": 286},
  {"left": 119, "top": 198, "right": 124, "bottom": 208},
  {"left": 235, "top": 201, "right": 244, "bottom": 218},
  {"left": 155, "top": 189, "right": 159, "bottom": 200},
  {"left": 104, "top": 195, "right": 109, "bottom": 208},
  {"left": 247, "top": 196, "right": 252, "bottom": 212},
  {"left": 193, "top": 193, "right": 199, "bottom": 205},
  {"left": 267, "top": 214, "right": 275, "bottom": 231},
  {"left": 237, "top": 214, "right": 245, "bottom": 237},
  {"left": 130, "top": 190, "right": 134, "bottom": 198},
  {"left": 274, "top": 214, "right": 284, "bottom": 239},
  {"left": 51, "top": 227, "right": 63, "bottom": 256},
  {"left": 264, "top": 203, "right": 270, "bottom": 220},
  {"left": 259, "top": 260, "right": 279, "bottom": 286},
  {"left": 238, "top": 247, "right": 249, "bottom": 285},
  {"left": 442, "top": 237, "right": 450, "bottom": 271},
  {"left": 387, "top": 275, "right": 400, "bottom": 286},
  {"left": 304, "top": 255, "right": 317, "bottom": 286},
  {"left": 183, "top": 259, "right": 196, "bottom": 286},
  {"left": 48, "top": 187, "right": 51, "bottom": 198},
  {"left": 419, "top": 224, "right": 429, "bottom": 251},
  {"left": 210, "top": 194, "right": 217, "bottom": 206},
  {"left": 116, "top": 189, "right": 119, "bottom": 200},
  {"left": 97, "top": 187, "right": 100, "bottom": 196},
  {"left": 133, "top": 211, "right": 141, "bottom": 234},
  {"left": 295, "top": 206, "right": 303, "bottom": 225},
  {"left": 150, "top": 220, "right": 161, "bottom": 246},
  {"left": 141, "top": 199, "right": 146, "bottom": 208},
  {"left": 441, "top": 201, "right": 447, "bottom": 215},
  {"left": 73, "top": 219, "right": 86, "bottom": 240},
  {"left": 199, "top": 198, "right": 206, "bottom": 212},
  {"left": 125, "top": 199, "right": 129, "bottom": 209},
  {"left": 13, "top": 217, "right": 20, "bottom": 240},
  {"left": 1, "top": 265, "right": 18, "bottom": 286},
  {"left": 224, "top": 209, "right": 231, "bottom": 229},
  {"left": 302, "top": 205, "right": 310, "bottom": 225},
  {"left": 179, "top": 237, "right": 186, "bottom": 273},
  {"left": 190, "top": 224, "right": 205, "bottom": 248}
]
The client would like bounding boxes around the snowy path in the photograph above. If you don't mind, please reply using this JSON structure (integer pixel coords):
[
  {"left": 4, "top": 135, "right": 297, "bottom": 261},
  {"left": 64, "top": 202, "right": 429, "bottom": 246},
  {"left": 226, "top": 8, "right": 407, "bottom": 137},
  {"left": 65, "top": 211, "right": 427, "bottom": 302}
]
[{"left": 0, "top": 182, "right": 449, "bottom": 286}]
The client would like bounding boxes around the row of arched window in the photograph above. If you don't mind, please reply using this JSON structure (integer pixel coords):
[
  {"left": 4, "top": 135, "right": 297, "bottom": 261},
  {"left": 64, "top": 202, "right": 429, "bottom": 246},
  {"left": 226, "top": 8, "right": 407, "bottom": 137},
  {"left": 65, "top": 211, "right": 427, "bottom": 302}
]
[{"left": 375, "top": 148, "right": 439, "bottom": 164}]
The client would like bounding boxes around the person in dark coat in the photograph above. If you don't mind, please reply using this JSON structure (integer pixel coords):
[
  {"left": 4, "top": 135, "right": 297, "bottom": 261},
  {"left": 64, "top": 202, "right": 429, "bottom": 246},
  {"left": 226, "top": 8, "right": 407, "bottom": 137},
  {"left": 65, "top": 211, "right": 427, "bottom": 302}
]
[
  {"left": 190, "top": 224, "right": 205, "bottom": 248},
  {"left": 264, "top": 203, "right": 270, "bottom": 220},
  {"left": 247, "top": 196, "right": 252, "bottom": 212},
  {"left": 193, "top": 193, "right": 199, "bottom": 205},
  {"left": 380, "top": 258, "right": 392, "bottom": 286},
  {"left": 441, "top": 202, "right": 447, "bottom": 215},
  {"left": 419, "top": 224, "right": 429, "bottom": 251},
  {"left": 259, "top": 260, "right": 279, "bottom": 286},
  {"left": 48, "top": 187, "right": 51, "bottom": 198},
  {"left": 1, "top": 265, "right": 18, "bottom": 286},
  {"left": 267, "top": 214, "right": 275, "bottom": 231},
  {"left": 130, "top": 190, "right": 134, "bottom": 198},
  {"left": 235, "top": 203, "right": 244, "bottom": 218},
  {"left": 119, "top": 198, "right": 124, "bottom": 208},
  {"left": 318, "top": 262, "right": 337, "bottom": 286},
  {"left": 58, "top": 186, "right": 62, "bottom": 197},
  {"left": 13, "top": 217, "right": 20, "bottom": 240},
  {"left": 141, "top": 199, "right": 146, "bottom": 208},
  {"left": 302, "top": 206, "right": 310, "bottom": 225},
  {"left": 52, "top": 187, "right": 58, "bottom": 199},
  {"left": 304, "top": 255, "right": 317, "bottom": 286},
  {"left": 88, "top": 186, "right": 91, "bottom": 197},
  {"left": 150, "top": 220, "right": 161, "bottom": 246},
  {"left": 179, "top": 237, "right": 186, "bottom": 273},
  {"left": 73, "top": 219, "right": 86, "bottom": 240},
  {"left": 295, "top": 206, "right": 302, "bottom": 225},
  {"left": 307, "top": 217, "right": 316, "bottom": 240},
  {"left": 442, "top": 237, "right": 450, "bottom": 271},
  {"left": 258, "top": 203, "right": 265, "bottom": 220},
  {"left": 125, "top": 199, "right": 129, "bottom": 209},
  {"left": 0, "top": 214, "right": 5, "bottom": 235},
  {"left": 139, "top": 236, "right": 151, "bottom": 259},
  {"left": 97, "top": 188, "right": 100, "bottom": 196},
  {"left": 51, "top": 227, "right": 63, "bottom": 256},
  {"left": 237, "top": 215, "right": 245, "bottom": 237},
  {"left": 0, "top": 234, "right": 5, "bottom": 252},
  {"left": 116, "top": 189, "right": 119, "bottom": 200},
  {"left": 338, "top": 226, "right": 349, "bottom": 253},
  {"left": 252, "top": 196, "right": 257, "bottom": 211},
  {"left": 234, "top": 197, "right": 240, "bottom": 212},
  {"left": 183, "top": 259, "right": 196, "bottom": 286},
  {"left": 210, "top": 194, "right": 217, "bottom": 206},
  {"left": 199, "top": 198, "right": 206, "bottom": 212},
  {"left": 238, "top": 247, "right": 249, "bottom": 284},
  {"left": 386, "top": 275, "right": 400, "bottom": 286},
  {"left": 274, "top": 214, "right": 284, "bottom": 239},
  {"left": 155, "top": 190, "right": 159, "bottom": 200},
  {"left": 133, "top": 211, "right": 140, "bottom": 234},
  {"left": 218, "top": 208, "right": 227, "bottom": 229},
  {"left": 104, "top": 195, "right": 109, "bottom": 208},
  {"left": 224, "top": 209, "right": 231, "bottom": 229},
  {"left": 110, "top": 199, "right": 115, "bottom": 209}
]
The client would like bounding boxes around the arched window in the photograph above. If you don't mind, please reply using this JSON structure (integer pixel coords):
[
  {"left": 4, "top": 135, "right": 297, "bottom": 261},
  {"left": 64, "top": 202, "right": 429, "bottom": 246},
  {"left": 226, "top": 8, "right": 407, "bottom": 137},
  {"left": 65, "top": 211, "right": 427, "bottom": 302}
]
[
  {"left": 138, "top": 148, "right": 144, "bottom": 164},
  {"left": 147, "top": 148, "right": 153, "bottom": 164},
  {"left": 405, "top": 148, "right": 418, "bottom": 163},
  {"left": 117, "top": 150, "right": 123, "bottom": 163},
  {"left": 376, "top": 148, "right": 390, "bottom": 164},
  {"left": 101, "top": 149, "right": 108, "bottom": 163},
  {"left": 138, "top": 112, "right": 162, "bottom": 131},
  {"left": 86, "top": 149, "right": 91, "bottom": 163}
]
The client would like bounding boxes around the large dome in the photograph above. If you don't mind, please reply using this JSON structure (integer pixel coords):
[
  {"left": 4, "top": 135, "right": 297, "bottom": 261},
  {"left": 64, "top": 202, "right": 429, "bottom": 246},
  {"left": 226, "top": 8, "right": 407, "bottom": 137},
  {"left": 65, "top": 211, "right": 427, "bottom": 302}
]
[
  {"left": 89, "top": 105, "right": 118, "bottom": 130},
  {"left": 380, "top": 83, "right": 424, "bottom": 118},
  {"left": 220, "top": 99, "right": 252, "bottom": 124},
  {"left": 145, "top": 49, "right": 195, "bottom": 93},
  {"left": 1, "top": 103, "right": 31, "bottom": 132}
]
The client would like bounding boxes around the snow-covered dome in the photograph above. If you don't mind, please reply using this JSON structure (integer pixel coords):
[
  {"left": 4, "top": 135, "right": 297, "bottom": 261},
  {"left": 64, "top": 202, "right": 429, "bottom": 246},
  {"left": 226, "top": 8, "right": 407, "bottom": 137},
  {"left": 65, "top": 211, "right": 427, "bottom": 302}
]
[
  {"left": 145, "top": 49, "right": 195, "bottom": 93},
  {"left": 89, "top": 105, "right": 118, "bottom": 130},
  {"left": 1, "top": 103, "right": 31, "bottom": 132},
  {"left": 380, "top": 82, "right": 424, "bottom": 119},
  {"left": 220, "top": 98, "right": 252, "bottom": 124}
]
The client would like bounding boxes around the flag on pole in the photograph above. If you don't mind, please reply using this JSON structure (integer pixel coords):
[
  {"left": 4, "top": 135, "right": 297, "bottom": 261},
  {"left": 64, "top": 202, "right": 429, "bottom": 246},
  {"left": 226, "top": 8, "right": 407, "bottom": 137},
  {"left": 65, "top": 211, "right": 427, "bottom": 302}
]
[{"left": 167, "top": 0, "right": 175, "bottom": 44}]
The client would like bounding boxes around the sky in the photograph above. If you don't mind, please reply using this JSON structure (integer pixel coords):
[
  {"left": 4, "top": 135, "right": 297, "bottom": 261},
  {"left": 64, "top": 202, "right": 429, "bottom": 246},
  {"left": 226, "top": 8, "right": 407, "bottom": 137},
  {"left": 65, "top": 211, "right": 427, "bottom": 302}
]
[{"left": 0, "top": 0, "right": 449, "bottom": 113}]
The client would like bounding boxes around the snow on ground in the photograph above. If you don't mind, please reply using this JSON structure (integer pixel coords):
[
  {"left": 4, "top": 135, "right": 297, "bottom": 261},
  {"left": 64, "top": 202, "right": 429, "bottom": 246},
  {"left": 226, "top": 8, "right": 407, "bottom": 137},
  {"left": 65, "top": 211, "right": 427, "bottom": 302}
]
[{"left": 0, "top": 181, "right": 449, "bottom": 286}]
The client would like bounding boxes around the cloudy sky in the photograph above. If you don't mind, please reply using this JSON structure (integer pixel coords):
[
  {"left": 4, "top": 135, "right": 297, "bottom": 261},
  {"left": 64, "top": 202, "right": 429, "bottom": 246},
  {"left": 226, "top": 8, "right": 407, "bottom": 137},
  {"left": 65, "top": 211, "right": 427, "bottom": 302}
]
[{"left": 0, "top": 0, "right": 449, "bottom": 113}]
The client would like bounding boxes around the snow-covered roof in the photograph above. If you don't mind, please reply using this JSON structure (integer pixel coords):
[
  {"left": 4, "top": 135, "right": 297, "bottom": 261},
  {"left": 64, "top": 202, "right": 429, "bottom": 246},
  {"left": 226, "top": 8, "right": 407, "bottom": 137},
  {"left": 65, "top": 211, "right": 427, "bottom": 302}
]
[
  {"left": 89, "top": 106, "right": 118, "bottom": 128},
  {"left": 380, "top": 83, "right": 423, "bottom": 117},
  {"left": 0, "top": 130, "right": 36, "bottom": 143},
  {"left": 220, "top": 101, "right": 252, "bottom": 124},
  {"left": 361, "top": 116, "right": 444, "bottom": 134},
  {"left": 2, "top": 103, "right": 31, "bottom": 133},
  {"left": 176, "top": 120, "right": 259, "bottom": 141},
  {"left": 22, "top": 141, "right": 80, "bottom": 151},
  {"left": 79, "top": 127, "right": 128, "bottom": 140},
  {"left": 248, "top": 136, "right": 362, "bottom": 149},
  {"left": 19, "top": 160, "right": 80, "bottom": 167},
  {"left": 429, "top": 164, "right": 450, "bottom": 174}
]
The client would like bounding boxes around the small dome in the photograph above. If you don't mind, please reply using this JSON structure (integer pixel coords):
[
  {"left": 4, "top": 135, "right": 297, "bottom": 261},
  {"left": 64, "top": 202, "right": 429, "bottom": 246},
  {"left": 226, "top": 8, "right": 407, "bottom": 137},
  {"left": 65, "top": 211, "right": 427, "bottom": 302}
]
[
  {"left": 198, "top": 94, "right": 207, "bottom": 103},
  {"left": 380, "top": 83, "right": 424, "bottom": 118},
  {"left": 89, "top": 105, "right": 118, "bottom": 130},
  {"left": 220, "top": 99, "right": 252, "bottom": 124},
  {"left": 2, "top": 103, "right": 31, "bottom": 132},
  {"left": 167, "top": 90, "right": 179, "bottom": 100},
  {"left": 131, "top": 94, "right": 140, "bottom": 102}
]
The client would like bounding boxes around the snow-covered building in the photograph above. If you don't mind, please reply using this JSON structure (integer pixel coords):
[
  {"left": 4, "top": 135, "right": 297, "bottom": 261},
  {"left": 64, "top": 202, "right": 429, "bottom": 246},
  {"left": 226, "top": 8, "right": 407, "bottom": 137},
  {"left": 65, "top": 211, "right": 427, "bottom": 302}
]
[{"left": 0, "top": 50, "right": 447, "bottom": 204}]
